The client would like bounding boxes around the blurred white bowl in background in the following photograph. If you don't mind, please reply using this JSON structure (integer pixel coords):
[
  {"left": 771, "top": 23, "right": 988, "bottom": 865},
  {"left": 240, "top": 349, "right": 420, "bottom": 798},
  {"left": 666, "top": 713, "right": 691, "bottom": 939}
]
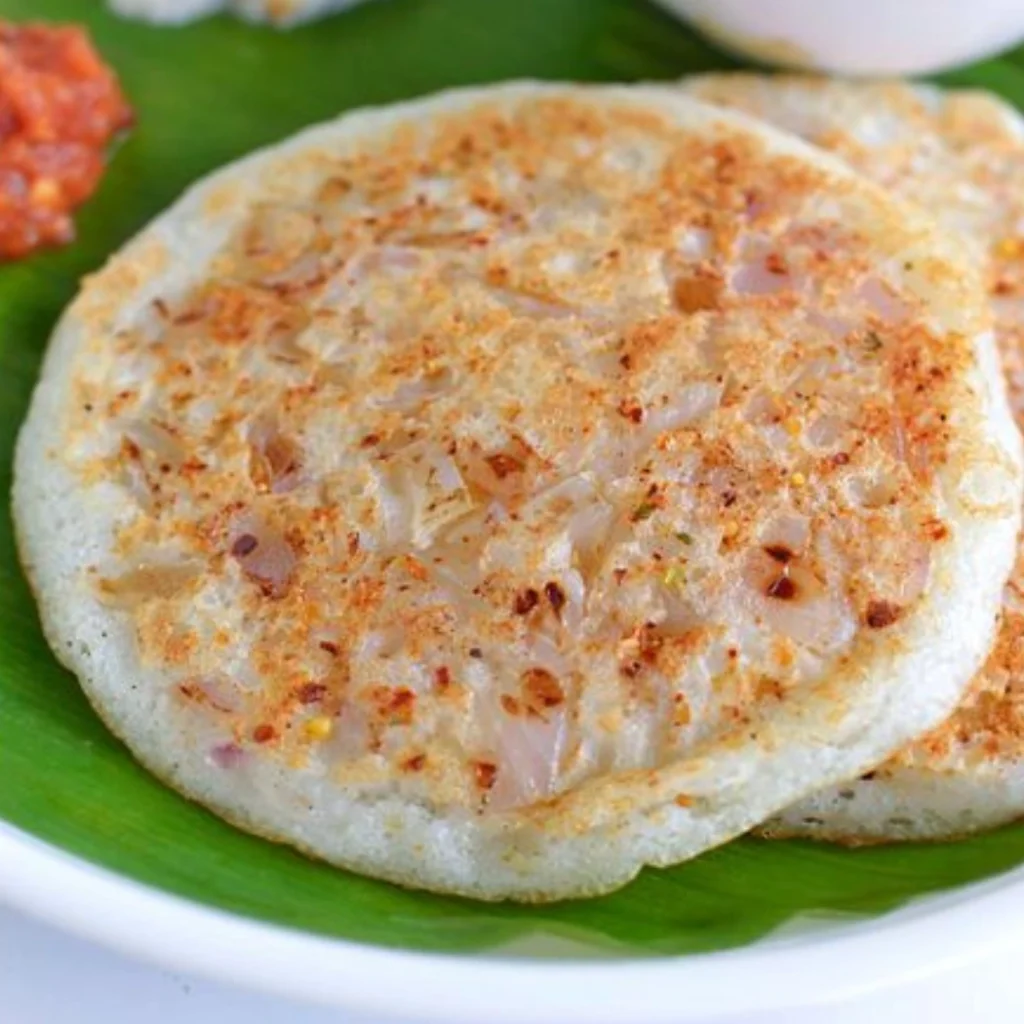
[{"left": 653, "top": 0, "right": 1024, "bottom": 76}]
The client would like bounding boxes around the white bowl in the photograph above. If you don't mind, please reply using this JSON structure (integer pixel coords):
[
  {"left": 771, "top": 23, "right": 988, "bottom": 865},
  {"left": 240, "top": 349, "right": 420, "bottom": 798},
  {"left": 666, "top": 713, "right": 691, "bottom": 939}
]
[
  {"left": 654, "top": 0, "right": 1024, "bottom": 76},
  {"left": 5, "top": 821, "right": 1024, "bottom": 1023}
]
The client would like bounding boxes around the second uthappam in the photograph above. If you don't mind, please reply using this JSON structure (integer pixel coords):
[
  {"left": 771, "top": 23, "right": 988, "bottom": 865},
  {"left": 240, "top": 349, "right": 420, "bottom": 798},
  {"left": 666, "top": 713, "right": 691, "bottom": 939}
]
[{"left": 682, "top": 74, "right": 1024, "bottom": 842}]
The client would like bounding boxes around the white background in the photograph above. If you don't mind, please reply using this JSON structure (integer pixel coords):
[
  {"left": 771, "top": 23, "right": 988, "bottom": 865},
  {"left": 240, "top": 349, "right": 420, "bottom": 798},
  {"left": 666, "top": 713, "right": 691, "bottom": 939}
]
[
  {"left": 0, "top": 903, "right": 344, "bottom": 1024},
  {"left": 1, "top": 900, "right": 1023, "bottom": 1024}
]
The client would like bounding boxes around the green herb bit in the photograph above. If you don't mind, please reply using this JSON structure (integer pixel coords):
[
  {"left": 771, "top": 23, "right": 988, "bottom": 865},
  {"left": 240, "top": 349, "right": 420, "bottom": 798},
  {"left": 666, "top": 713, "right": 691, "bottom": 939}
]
[
  {"left": 662, "top": 564, "right": 686, "bottom": 589},
  {"left": 632, "top": 501, "right": 657, "bottom": 522}
]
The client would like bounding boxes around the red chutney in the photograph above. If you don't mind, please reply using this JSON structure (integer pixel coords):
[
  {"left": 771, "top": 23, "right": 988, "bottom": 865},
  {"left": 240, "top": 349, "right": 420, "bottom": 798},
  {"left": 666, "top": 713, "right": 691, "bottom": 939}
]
[{"left": 0, "top": 23, "right": 133, "bottom": 260}]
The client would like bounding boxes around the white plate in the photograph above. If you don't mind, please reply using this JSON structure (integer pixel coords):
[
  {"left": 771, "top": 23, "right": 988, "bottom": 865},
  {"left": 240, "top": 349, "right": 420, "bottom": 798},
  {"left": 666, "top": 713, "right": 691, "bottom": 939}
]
[
  {"left": 4, "top": 821, "right": 1024, "bottom": 1022},
  {"left": 653, "top": 0, "right": 1024, "bottom": 75}
]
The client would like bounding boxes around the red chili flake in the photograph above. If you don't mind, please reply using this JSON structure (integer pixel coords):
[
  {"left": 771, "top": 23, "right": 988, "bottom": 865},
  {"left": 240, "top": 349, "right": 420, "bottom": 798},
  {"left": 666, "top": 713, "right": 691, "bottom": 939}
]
[
  {"left": 231, "top": 533, "right": 259, "bottom": 557},
  {"left": 865, "top": 600, "right": 901, "bottom": 629},
  {"left": 468, "top": 647, "right": 483, "bottom": 658},
  {"left": 636, "top": 623, "right": 664, "bottom": 665},
  {"left": 617, "top": 398, "right": 644, "bottom": 424},
  {"left": 620, "top": 660, "right": 643, "bottom": 679},
  {"left": 721, "top": 490, "right": 738, "bottom": 508},
  {"left": 544, "top": 581, "right": 566, "bottom": 617},
  {"left": 434, "top": 665, "right": 451, "bottom": 691},
  {"left": 613, "top": 567, "right": 628, "bottom": 585},
  {"left": 500, "top": 694, "right": 521, "bottom": 716},
  {"left": 318, "top": 641, "right": 340, "bottom": 657},
  {"left": 763, "top": 544, "right": 794, "bottom": 564},
  {"left": 522, "top": 668, "right": 564, "bottom": 714},
  {"left": 402, "top": 753, "right": 427, "bottom": 773},
  {"left": 387, "top": 688, "right": 416, "bottom": 725},
  {"left": 121, "top": 437, "right": 141, "bottom": 460},
  {"left": 485, "top": 452, "right": 525, "bottom": 479},
  {"left": 766, "top": 575, "right": 797, "bottom": 601},
  {"left": 297, "top": 682, "right": 328, "bottom": 704},
  {"left": 832, "top": 452, "right": 851, "bottom": 467},
  {"left": 253, "top": 724, "right": 276, "bottom": 744},
  {"left": 347, "top": 531, "right": 360, "bottom": 556},
  {"left": 473, "top": 760, "right": 498, "bottom": 791},
  {"left": 619, "top": 353, "right": 633, "bottom": 370},
  {"left": 360, "top": 433, "right": 380, "bottom": 448},
  {"left": 513, "top": 588, "right": 540, "bottom": 615},
  {"left": 403, "top": 555, "right": 428, "bottom": 581},
  {"left": 765, "top": 252, "right": 788, "bottom": 275}
]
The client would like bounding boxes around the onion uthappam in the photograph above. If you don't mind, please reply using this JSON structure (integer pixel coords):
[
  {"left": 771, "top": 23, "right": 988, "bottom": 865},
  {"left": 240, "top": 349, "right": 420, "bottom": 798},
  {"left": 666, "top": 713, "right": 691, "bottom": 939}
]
[
  {"left": 14, "top": 83, "right": 1022, "bottom": 898},
  {"left": 681, "top": 74, "right": 1024, "bottom": 842}
]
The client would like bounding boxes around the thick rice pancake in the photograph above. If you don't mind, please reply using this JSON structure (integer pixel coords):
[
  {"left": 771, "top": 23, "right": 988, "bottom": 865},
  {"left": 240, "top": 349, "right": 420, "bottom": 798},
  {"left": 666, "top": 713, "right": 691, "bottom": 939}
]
[
  {"left": 109, "top": 0, "right": 366, "bottom": 27},
  {"left": 14, "top": 83, "right": 1021, "bottom": 899},
  {"left": 681, "top": 74, "right": 1024, "bottom": 842}
]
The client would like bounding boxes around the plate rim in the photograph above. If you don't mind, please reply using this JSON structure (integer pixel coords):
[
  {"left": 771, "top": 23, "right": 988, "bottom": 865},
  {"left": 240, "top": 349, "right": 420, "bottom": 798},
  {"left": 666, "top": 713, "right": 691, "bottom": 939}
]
[{"left": 3, "top": 822, "right": 1024, "bottom": 1023}]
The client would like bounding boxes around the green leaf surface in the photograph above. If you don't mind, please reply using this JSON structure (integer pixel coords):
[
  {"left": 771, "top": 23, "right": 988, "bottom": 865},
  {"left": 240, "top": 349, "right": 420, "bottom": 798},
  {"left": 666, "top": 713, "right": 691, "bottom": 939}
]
[{"left": 2, "top": 0, "right": 1024, "bottom": 956}]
